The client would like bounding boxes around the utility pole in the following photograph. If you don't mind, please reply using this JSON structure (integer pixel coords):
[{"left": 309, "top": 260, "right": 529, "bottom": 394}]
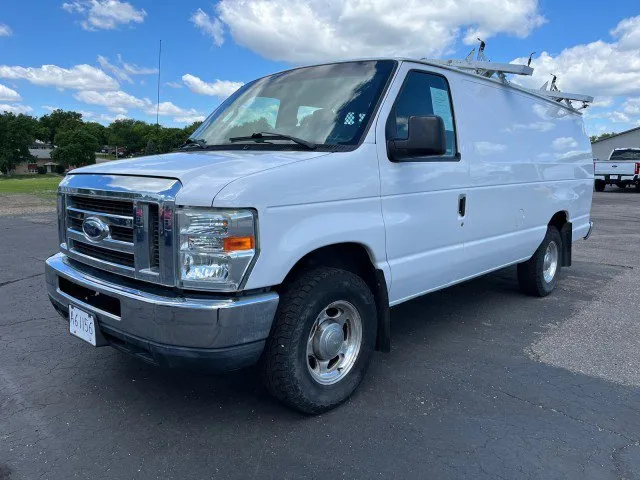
[{"left": 156, "top": 39, "right": 162, "bottom": 127}]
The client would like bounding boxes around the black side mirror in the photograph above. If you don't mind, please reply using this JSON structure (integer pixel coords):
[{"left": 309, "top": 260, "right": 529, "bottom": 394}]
[{"left": 387, "top": 115, "right": 447, "bottom": 161}]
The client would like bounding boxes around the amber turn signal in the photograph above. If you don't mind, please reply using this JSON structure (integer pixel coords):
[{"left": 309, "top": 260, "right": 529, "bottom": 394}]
[{"left": 223, "top": 236, "right": 255, "bottom": 252}]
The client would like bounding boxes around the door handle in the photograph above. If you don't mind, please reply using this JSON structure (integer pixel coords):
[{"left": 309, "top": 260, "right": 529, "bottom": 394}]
[{"left": 458, "top": 194, "right": 466, "bottom": 217}]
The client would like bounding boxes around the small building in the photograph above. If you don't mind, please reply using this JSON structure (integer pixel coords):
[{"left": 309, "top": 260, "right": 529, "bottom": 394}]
[
  {"left": 12, "top": 143, "right": 59, "bottom": 174},
  {"left": 592, "top": 126, "right": 640, "bottom": 160},
  {"left": 42, "top": 162, "right": 59, "bottom": 173}
]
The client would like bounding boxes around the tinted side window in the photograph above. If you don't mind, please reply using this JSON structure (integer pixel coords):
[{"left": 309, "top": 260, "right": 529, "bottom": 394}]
[{"left": 387, "top": 71, "right": 457, "bottom": 157}]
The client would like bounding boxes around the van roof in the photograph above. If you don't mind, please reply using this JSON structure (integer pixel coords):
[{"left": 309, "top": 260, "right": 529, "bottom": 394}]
[{"left": 288, "top": 57, "right": 587, "bottom": 115}]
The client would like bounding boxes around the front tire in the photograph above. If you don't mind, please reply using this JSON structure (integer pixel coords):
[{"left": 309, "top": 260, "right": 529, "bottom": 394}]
[
  {"left": 594, "top": 180, "right": 606, "bottom": 192},
  {"left": 261, "top": 267, "right": 377, "bottom": 414},
  {"left": 517, "top": 226, "right": 562, "bottom": 297}
]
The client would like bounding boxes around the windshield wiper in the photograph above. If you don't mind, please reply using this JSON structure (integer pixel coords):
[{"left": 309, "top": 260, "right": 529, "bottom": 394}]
[
  {"left": 229, "top": 132, "right": 316, "bottom": 150},
  {"left": 179, "top": 138, "right": 208, "bottom": 150}
]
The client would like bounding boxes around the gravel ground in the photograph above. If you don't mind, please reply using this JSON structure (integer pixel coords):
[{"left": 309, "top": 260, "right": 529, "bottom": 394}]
[
  {"left": 0, "top": 194, "right": 55, "bottom": 216},
  {"left": 1, "top": 188, "right": 639, "bottom": 479}
]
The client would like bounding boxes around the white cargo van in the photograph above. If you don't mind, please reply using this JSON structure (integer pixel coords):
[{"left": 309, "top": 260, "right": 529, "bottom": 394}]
[{"left": 46, "top": 57, "right": 594, "bottom": 413}]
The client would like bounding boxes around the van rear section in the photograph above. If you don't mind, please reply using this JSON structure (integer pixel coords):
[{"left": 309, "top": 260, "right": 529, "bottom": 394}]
[{"left": 594, "top": 148, "right": 640, "bottom": 191}]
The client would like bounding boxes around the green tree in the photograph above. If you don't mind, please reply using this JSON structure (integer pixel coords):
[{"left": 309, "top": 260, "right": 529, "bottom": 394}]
[
  {"left": 183, "top": 121, "right": 203, "bottom": 137},
  {"left": 51, "top": 128, "right": 99, "bottom": 168},
  {"left": 155, "top": 127, "right": 187, "bottom": 153},
  {"left": 83, "top": 122, "right": 109, "bottom": 146},
  {"left": 145, "top": 139, "right": 158, "bottom": 155},
  {"left": 0, "top": 112, "right": 38, "bottom": 174},
  {"left": 108, "top": 119, "right": 152, "bottom": 153},
  {"left": 590, "top": 132, "right": 616, "bottom": 143},
  {"left": 39, "top": 109, "right": 83, "bottom": 144}
]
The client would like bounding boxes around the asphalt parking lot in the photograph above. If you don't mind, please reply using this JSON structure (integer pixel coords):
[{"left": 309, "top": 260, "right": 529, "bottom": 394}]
[{"left": 1, "top": 189, "right": 639, "bottom": 480}]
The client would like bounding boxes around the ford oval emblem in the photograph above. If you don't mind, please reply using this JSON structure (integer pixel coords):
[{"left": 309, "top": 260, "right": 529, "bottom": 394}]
[{"left": 82, "top": 217, "right": 109, "bottom": 242}]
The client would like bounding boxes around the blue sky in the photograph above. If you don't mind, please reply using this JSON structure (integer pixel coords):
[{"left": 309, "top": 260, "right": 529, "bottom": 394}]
[{"left": 1, "top": 0, "right": 639, "bottom": 135}]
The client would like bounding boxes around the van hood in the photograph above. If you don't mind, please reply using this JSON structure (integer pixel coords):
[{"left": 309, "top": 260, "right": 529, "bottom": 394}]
[{"left": 73, "top": 150, "right": 331, "bottom": 206}]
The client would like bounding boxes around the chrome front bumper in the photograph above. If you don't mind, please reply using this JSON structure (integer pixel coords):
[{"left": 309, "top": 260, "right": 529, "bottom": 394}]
[{"left": 45, "top": 253, "right": 279, "bottom": 371}]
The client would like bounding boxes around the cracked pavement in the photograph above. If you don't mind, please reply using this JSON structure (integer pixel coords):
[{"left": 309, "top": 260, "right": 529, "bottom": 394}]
[{"left": 1, "top": 190, "right": 640, "bottom": 479}]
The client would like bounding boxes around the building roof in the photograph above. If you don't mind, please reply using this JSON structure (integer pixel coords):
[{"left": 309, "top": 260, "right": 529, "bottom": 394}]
[
  {"left": 592, "top": 125, "right": 640, "bottom": 143},
  {"left": 28, "top": 147, "right": 53, "bottom": 159}
]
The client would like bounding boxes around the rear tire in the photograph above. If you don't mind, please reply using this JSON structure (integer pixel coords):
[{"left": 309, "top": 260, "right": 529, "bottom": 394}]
[
  {"left": 261, "top": 267, "right": 377, "bottom": 414},
  {"left": 594, "top": 180, "right": 606, "bottom": 192},
  {"left": 517, "top": 226, "right": 562, "bottom": 297},
  {"left": 635, "top": 183, "right": 640, "bottom": 193}
]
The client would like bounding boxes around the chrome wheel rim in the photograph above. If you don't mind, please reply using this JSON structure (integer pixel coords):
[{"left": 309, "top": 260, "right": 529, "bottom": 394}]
[
  {"left": 543, "top": 241, "right": 559, "bottom": 283},
  {"left": 306, "top": 300, "right": 362, "bottom": 385}
]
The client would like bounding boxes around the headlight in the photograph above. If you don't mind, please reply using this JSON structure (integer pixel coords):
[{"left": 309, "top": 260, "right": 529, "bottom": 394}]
[{"left": 177, "top": 208, "right": 257, "bottom": 291}]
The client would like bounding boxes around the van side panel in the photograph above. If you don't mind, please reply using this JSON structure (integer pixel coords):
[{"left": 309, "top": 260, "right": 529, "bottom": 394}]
[
  {"left": 213, "top": 144, "right": 390, "bottom": 291},
  {"left": 452, "top": 77, "right": 593, "bottom": 278}
]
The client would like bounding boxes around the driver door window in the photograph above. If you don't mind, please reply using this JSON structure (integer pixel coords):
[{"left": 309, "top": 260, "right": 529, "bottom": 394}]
[{"left": 386, "top": 71, "right": 457, "bottom": 158}]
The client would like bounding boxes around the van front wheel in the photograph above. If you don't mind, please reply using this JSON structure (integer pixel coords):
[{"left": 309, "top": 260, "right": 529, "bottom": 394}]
[
  {"left": 517, "top": 227, "right": 562, "bottom": 297},
  {"left": 261, "top": 267, "right": 377, "bottom": 414}
]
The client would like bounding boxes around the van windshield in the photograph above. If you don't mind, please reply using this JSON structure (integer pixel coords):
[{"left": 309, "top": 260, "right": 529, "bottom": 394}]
[
  {"left": 188, "top": 60, "right": 396, "bottom": 150},
  {"left": 610, "top": 149, "right": 640, "bottom": 160}
]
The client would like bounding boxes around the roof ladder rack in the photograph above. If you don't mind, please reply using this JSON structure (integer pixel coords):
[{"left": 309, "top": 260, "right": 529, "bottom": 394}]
[
  {"left": 425, "top": 38, "right": 534, "bottom": 81},
  {"left": 424, "top": 39, "right": 594, "bottom": 109},
  {"left": 533, "top": 74, "right": 593, "bottom": 108}
]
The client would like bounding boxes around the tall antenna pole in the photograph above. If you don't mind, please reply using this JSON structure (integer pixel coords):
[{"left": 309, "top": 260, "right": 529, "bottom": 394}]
[{"left": 156, "top": 39, "right": 162, "bottom": 126}]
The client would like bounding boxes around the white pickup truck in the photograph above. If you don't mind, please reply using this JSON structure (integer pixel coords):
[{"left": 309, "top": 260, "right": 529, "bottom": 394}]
[
  {"left": 46, "top": 58, "right": 594, "bottom": 413},
  {"left": 594, "top": 148, "right": 640, "bottom": 191}
]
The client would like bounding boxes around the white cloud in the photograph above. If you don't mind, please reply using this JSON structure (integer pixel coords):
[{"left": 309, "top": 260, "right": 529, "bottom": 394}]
[
  {"left": 608, "top": 111, "right": 631, "bottom": 123},
  {"left": 0, "top": 104, "right": 33, "bottom": 115},
  {"left": 173, "top": 114, "right": 206, "bottom": 124},
  {"left": 63, "top": 0, "right": 146, "bottom": 31},
  {"left": 191, "top": 8, "right": 224, "bottom": 46},
  {"left": 209, "top": 0, "right": 545, "bottom": 63},
  {"left": 74, "top": 88, "right": 205, "bottom": 123},
  {"left": 622, "top": 97, "right": 640, "bottom": 116},
  {"left": 98, "top": 55, "right": 132, "bottom": 83},
  {"left": 610, "top": 16, "right": 640, "bottom": 50},
  {"left": 0, "top": 24, "right": 12, "bottom": 37},
  {"left": 182, "top": 74, "right": 243, "bottom": 97},
  {"left": 74, "top": 90, "right": 147, "bottom": 112},
  {"left": 552, "top": 137, "right": 578, "bottom": 150},
  {"left": 0, "top": 84, "right": 20, "bottom": 102},
  {"left": 591, "top": 97, "right": 614, "bottom": 108},
  {"left": 512, "top": 16, "right": 640, "bottom": 97},
  {"left": 144, "top": 101, "right": 205, "bottom": 123},
  {"left": 118, "top": 54, "right": 157, "bottom": 75},
  {"left": 97, "top": 54, "right": 157, "bottom": 84},
  {"left": 165, "top": 81, "right": 183, "bottom": 89},
  {"left": 79, "top": 110, "right": 96, "bottom": 119},
  {"left": 0, "top": 64, "right": 118, "bottom": 90},
  {"left": 99, "top": 112, "right": 128, "bottom": 123}
]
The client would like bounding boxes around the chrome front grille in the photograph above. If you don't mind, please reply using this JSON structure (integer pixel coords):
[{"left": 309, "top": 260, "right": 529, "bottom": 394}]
[
  {"left": 73, "top": 241, "right": 136, "bottom": 268},
  {"left": 58, "top": 174, "right": 181, "bottom": 286},
  {"left": 69, "top": 195, "right": 134, "bottom": 216}
]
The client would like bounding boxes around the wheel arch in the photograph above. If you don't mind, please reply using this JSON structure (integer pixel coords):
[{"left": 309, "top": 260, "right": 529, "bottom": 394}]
[
  {"left": 278, "top": 242, "right": 391, "bottom": 353},
  {"left": 548, "top": 210, "right": 572, "bottom": 267}
]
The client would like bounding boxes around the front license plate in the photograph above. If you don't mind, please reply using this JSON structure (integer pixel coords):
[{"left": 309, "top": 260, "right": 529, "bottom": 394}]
[{"left": 69, "top": 305, "right": 97, "bottom": 346}]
